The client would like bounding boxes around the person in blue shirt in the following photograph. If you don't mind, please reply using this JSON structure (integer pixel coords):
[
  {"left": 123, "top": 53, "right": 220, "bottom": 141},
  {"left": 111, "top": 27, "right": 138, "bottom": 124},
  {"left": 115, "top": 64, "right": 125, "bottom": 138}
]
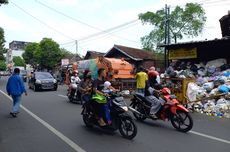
[{"left": 6, "top": 68, "right": 27, "bottom": 117}]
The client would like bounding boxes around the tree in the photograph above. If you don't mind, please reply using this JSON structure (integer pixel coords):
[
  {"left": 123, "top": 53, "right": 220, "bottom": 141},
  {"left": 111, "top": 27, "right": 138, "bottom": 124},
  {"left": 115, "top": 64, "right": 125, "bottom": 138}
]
[
  {"left": 23, "top": 38, "right": 65, "bottom": 70},
  {"left": 0, "top": 60, "right": 6, "bottom": 71},
  {"left": 0, "top": 27, "right": 6, "bottom": 61},
  {"left": 60, "top": 48, "right": 73, "bottom": 58},
  {"left": 23, "top": 42, "right": 40, "bottom": 68},
  {"left": 38, "top": 38, "right": 63, "bottom": 70},
  {"left": 13, "top": 56, "right": 25, "bottom": 67},
  {"left": 0, "top": 0, "right": 8, "bottom": 6},
  {"left": 139, "top": 3, "right": 206, "bottom": 50}
]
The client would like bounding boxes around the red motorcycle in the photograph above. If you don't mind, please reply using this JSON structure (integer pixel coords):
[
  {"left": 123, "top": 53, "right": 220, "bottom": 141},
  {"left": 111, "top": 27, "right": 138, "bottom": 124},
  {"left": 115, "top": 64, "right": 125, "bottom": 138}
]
[{"left": 130, "top": 87, "right": 193, "bottom": 132}]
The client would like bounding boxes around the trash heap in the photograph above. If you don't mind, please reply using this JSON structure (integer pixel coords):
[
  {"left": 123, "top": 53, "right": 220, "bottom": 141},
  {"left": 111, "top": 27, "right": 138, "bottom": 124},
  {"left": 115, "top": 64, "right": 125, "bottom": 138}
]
[{"left": 162, "top": 58, "right": 230, "bottom": 118}]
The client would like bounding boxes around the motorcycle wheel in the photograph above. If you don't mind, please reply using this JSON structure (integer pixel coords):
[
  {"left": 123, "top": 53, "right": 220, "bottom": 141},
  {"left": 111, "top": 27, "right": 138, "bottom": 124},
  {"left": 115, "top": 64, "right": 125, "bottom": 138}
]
[
  {"left": 82, "top": 108, "right": 93, "bottom": 128},
  {"left": 132, "top": 103, "right": 147, "bottom": 121},
  {"left": 68, "top": 94, "right": 73, "bottom": 102},
  {"left": 119, "top": 117, "right": 137, "bottom": 140},
  {"left": 170, "top": 110, "right": 193, "bottom": 133}
]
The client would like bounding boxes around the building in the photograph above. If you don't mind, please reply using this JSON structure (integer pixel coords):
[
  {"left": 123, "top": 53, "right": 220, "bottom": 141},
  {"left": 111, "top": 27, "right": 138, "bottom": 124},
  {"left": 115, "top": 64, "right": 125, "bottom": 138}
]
[
  {"left": 159, "top": 37, "right": 230, "bottom": 64},
  {"left": 104, "top": 44, "right": 164, "bottom": 72},
  {"left": 6, "top": 40, "right": 31, "bottom": 64},
  {"left": 84, "top": 51, "right": 105, "bottom": 60},
  {"left": 219, "top": 11, "right": 230, "bottom": 37}
]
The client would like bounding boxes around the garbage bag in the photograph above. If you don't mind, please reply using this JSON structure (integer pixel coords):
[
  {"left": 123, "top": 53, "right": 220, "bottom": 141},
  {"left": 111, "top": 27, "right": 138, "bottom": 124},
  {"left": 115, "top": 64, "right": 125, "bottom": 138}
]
[
  {"left": 186, "top": 83, "right": 200, "bottom": 102},
  {"left": 197, "top": 68, "right": 206, "bottom": 76},
  {"left": 207, "top": 65, "right": 216, "bottom": 75},
  {"left": 223, "top": 71, "right": 230, "bottom": 77},
  {"left": 220, "top": 64, "right": 230, "bottom": 71},
  {"left": 203, "top": 82, "right": 214, "bottom": 92},
  {"left": 206, "top": 58, "right": 227, "bottom": 68},
  {"left": 209, "top": 88, "right": 218, "bottom": 95},
  {"left": 218, "top": 85, "right": 230, "bottom": 93}
]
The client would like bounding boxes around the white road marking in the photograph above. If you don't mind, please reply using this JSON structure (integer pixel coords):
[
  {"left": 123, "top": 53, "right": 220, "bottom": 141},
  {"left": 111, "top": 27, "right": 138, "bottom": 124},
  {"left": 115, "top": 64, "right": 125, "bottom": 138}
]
[
  {"left": 57, "top": 92, "right": 230, "bottom": 145},
  {"left": 58, "top": 94, "right": 68, "bottom": 98},
  {"left": 190, "top": 131, "right": 230, "bottom": 145},
  {"left": 0, "top": 90, "right": 86, "bottom": 152}
]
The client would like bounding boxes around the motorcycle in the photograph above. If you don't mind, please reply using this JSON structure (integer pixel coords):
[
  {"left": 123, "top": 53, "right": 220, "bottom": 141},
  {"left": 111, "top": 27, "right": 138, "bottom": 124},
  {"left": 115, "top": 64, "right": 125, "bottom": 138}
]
[
  {"left": 130, "top": 87, "right": 193, "bottom": 132},
  {"left": 67, "top": 82, "right": 82, "bottom": 104},
  {"left": 81, "top": 92, "right": 137, "bottom": 140}
]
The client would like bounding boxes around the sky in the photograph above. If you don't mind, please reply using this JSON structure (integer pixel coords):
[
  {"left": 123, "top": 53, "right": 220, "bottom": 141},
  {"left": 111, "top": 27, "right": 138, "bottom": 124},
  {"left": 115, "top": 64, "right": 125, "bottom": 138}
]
[{"left": 0, "top": 0, "right": 230, "bottom": 56}]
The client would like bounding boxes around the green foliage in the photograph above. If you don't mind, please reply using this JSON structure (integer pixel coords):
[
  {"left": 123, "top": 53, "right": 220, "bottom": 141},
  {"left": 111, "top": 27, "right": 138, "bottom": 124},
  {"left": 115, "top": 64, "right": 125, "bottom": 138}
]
[
  {"left": 0, "top": 60, "right": 6, "bottom": 71},
  {"left": 39, "top": 38, "right": 63, "bottom": 69},
  {"left": 23, "top": 42, "right": 40, "bottom": 67},
  {"left": 0, "top": 27, "right": 6, "bottom": 61},
  {"left": 60, "top": 48, "right": 73, "bottom": 58},
  {"left": 139, "top": 3, "right": 207, "bottom": 50},
  {"left": 0, "top": 0, "right": 8, "bottom": 6},
  {"left": 13, "top": 56, "right": 25, "bottom": 67},
  {"left": 23, "top": 38, "right": 71, "bottom": 70}
]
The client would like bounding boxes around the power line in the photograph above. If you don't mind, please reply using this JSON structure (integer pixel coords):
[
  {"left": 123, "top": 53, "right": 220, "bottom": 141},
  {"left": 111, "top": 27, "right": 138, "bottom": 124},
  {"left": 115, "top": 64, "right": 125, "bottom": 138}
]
[
  {"left": 10, "top": 0, "right": 140, "bottom": 54},
  {"left": 80, "top": 21, "right": 140, "bottom": 43},
  {"left": 60, "top": 19, "right": 139, "bottom": 45},
  {"left": 35, "top": 0, "right": 139, "bottom": 43},
  {"left": 78, "top": 20, "right": 138, "bottom": 41},
  {"left": 35, "top": 0, "right": 100, "bottom": 31},
  {"left": 10, "top": 1, "right": 75, "bottom": 41}
]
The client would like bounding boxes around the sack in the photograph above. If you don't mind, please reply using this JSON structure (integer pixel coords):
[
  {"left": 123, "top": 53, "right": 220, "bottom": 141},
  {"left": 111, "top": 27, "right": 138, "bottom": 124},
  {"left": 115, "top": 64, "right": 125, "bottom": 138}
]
[{"left": 92, "top": 93, "right": 106, "bottom": 103}]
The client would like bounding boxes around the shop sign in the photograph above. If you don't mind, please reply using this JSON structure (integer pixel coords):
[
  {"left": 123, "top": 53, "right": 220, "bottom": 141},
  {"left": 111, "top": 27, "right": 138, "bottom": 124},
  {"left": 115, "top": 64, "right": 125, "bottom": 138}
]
[
  {"left": 169, "top": 48, "right": 197, "bottom": 60},
  {"left": 61, "top": 59, "right": 69, "bottom": 66}
]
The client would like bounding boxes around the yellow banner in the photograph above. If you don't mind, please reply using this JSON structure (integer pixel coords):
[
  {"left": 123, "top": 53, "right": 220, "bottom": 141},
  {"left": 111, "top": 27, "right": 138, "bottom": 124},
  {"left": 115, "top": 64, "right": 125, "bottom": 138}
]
[{"left": 169, "top": 48, "right": 197, "bottom": 60}]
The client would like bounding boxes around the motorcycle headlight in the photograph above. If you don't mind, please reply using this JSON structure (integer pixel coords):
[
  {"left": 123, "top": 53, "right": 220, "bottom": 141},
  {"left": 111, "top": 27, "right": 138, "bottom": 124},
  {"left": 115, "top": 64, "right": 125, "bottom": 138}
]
[
  {"left": 121, "top": 106, "right": 128, "bottom": 112},
  {"left": 35, "top": 79, "right": 41, "bottom": 84}
]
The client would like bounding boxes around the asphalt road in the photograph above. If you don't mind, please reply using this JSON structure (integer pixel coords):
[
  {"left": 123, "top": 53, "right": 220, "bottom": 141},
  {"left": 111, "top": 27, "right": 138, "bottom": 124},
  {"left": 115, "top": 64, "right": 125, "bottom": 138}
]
[{"left": 1, "top": 76, "right": 230, "bottom": 152}]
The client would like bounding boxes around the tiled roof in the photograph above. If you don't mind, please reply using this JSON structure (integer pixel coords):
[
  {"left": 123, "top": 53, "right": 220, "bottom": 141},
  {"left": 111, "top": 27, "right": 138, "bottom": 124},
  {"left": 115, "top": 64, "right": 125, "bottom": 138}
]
[
  {"left": 113, "top": 45, "right": 155, "bottom": 60},
  {"left": 84, "top": 51, "right": 105, "bottom": 59}
]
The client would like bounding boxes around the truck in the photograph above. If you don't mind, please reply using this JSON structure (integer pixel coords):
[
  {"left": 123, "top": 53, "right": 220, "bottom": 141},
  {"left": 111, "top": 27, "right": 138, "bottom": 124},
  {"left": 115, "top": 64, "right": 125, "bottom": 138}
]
[{"left": 65, "top": 56, "right": 135, "bottom": 90}]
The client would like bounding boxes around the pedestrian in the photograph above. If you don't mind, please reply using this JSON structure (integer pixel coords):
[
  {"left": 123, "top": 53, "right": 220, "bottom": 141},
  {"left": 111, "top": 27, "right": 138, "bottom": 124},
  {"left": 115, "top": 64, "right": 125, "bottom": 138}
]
[
  {"left": 6, "top": 68, "right": 27, "bottom": 117},
  {"left": 135, "top": 66, "right": 148, "bottom": 95}
]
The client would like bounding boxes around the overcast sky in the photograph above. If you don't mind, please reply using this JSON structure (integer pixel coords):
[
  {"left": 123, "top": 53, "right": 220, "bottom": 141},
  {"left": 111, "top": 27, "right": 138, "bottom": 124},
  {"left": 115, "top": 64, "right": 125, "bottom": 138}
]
[{"left": 0, "top": 0, "right": 229, "bottom": 56}]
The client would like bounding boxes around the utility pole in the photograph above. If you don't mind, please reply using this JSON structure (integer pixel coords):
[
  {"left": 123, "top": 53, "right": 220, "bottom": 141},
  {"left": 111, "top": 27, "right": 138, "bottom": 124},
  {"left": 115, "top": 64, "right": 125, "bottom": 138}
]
[
  {"left": 164, "top": 4, "right": 168, "bottom": 69},
  {"left": 167, "top": 6, "right": 171, "bottom": 45},
  {"left": 164, "top": 4, "right": 170, "bottom": 69},
  {"left": 75, "top": 40, "right": 78, "bottom": 55}
]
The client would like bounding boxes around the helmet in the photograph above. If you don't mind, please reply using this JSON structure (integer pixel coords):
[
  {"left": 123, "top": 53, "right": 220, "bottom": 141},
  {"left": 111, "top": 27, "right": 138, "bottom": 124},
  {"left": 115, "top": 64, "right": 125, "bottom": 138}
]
[
  {"left": 148, "top": 71, "right": 159, "bottom": 77},
  {"left": 161, "top": 87, "right": 171, "bottom": 95},
  {"left": 104, "top": 81, "right": 111, "bottom": 89}
]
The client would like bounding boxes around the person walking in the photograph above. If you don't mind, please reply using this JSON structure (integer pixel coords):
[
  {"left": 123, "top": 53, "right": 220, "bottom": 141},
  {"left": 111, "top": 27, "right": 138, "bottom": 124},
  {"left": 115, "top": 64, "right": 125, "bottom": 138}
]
[
  {"left": 135, "top": 66, "right": 148, "bottom": 95},
  {"left": 6, "top": 68, "right": 27, "bottom": 117}
]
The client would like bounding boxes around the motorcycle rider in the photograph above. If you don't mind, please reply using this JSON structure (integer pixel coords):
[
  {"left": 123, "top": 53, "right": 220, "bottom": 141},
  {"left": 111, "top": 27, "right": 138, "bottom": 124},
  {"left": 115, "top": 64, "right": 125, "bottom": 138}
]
[
  {"left": 79, "top": 70, "right": 93, "bottom": 104},
  {"left": 92, "top": 68, "right": 107, "bottom": 126},
  {"left": 68, "top": 70, "right": 81, "bottom": 99},
  {"left": 102, "top": 81, "right": 119, "bottom": 125},
  {"left": 145, "top": 70, "right": 165, "bottom": 118}
]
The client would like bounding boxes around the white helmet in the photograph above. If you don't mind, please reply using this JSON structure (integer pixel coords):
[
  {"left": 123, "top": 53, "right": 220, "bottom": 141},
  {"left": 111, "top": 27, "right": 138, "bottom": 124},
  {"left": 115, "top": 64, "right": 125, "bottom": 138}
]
[{"left": 104, "top": 81, "right": 111, "bottom": 89}]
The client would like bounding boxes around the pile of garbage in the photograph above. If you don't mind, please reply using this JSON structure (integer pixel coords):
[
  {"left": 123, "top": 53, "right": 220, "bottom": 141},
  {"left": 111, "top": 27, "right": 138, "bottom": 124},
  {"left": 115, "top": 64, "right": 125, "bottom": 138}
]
[{"left": 162, "top": 58, "right": 230, "bottom": 118}]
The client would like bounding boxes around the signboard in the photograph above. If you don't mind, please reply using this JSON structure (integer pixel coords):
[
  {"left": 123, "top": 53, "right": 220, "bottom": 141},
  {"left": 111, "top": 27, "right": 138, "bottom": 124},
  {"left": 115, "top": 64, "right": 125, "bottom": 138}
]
[
  {"left": 169, "top": 48, "right": 197, "bottom": 60},
  {"left": 61, "top": 59, "right": 69, "bottom": 66}
]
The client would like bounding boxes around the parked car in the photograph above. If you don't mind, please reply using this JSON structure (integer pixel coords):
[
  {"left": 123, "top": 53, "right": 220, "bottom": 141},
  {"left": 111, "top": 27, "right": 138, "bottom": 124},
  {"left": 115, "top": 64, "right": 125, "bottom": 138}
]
[
  {"left": 28, "top": 72, "right": 58, "bottom": 91},
  {"left": 20, "top": 70, "right": 27, "bottom": 82}
]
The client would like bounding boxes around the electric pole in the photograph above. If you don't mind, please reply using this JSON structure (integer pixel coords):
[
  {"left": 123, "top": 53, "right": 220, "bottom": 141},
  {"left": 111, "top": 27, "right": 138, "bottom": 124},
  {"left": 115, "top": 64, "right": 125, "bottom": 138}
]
[
  {"left": 75, "top": 40, "right": 78, "bottom": 55},
  {"left": 164, "top": 4, "right": 171, "bottom": 69}
]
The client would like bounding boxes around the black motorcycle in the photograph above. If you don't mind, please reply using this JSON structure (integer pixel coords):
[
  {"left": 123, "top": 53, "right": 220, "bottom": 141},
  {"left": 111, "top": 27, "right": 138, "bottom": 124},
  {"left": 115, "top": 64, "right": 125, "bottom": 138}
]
[{"left": 81, "top": 92, "right": 137, "bottom": 140}]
